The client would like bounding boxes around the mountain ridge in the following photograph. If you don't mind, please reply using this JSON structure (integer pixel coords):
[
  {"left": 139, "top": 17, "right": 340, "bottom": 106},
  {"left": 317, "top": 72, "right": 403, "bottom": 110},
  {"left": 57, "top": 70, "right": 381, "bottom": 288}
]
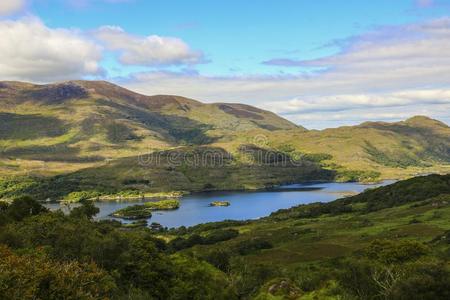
[{"left": 0, "top": 80, "right": 300, "bottom": 129}]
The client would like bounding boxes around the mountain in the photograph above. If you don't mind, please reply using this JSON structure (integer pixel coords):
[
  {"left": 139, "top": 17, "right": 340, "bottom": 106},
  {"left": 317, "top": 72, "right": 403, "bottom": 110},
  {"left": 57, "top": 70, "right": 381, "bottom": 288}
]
[
  {"left": 0, "top": 80, "right": 300, "bottom": 174},
  {"left": 0, "top": 80, "right": 449, "bottom": 200},
  {"left": 265, "top": 115, "right": 450, "bottom": 180}
]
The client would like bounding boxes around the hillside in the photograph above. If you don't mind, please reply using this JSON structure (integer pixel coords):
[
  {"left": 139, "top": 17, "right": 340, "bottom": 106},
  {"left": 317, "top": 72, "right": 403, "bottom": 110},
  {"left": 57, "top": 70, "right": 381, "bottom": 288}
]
[
  {"left": 1, "top": 174, "right": 449, "bottom": 299},
  {"left": 0, "top": 80, "right": 300, "bottom": 175},
  {"left": 0, "top": 146, "right": 336, "bottom": 201},
  {"left": 170, "top": 174, "right": 450, "bottom": 298},
  {"left": 262, "top": 115, "right": 450, "bottom": 180}
]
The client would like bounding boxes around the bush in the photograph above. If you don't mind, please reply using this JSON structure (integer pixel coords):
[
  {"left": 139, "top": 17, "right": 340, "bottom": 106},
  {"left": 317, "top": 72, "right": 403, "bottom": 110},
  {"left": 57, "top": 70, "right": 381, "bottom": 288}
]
[
  {"left": 389, "top": 262, "right": 450, "bottom": 299},
  {"left": 235, "top": 239, "right": 273, "bottom": 255},
  {"left": 202, "top": 229, "right": 239, "bottom": 245},
  {"left": 203, "top": 249, "right": 232, "bottom": 272},
  {"left": 168, "top": 229, "right": 239, "bottom": 251},
  {"left": 0, "top": 245, "right": 116, "bottom": 300},
  {"left": 364, "top": 239, "right": 430, "bottom": 264}
]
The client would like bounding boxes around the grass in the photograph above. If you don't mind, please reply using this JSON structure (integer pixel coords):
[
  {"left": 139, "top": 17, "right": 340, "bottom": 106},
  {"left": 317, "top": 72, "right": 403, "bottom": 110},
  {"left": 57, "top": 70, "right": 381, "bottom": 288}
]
[{"left": 183, "top": 199, "right": 450, "bottom": 269}]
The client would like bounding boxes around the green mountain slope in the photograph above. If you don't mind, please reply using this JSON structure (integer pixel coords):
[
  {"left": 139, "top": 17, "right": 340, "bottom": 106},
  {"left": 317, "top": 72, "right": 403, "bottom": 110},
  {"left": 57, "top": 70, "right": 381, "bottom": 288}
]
[
  {"left": 0, "top": 80, "right": 300, "bottom": 175},
  {"left": 0, "top": 80, "right": 449, "bottom": 194},
  {"left": 262, "top": 115, "right": 450, "bottom": 180}
]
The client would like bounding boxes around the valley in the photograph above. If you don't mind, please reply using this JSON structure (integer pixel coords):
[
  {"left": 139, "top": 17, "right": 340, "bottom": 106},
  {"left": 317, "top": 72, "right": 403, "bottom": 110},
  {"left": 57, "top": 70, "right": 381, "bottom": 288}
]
[
  {"left": 0, "top": 81, "right": 449, "bottom": 300},
  {"left": 0, "top": 81, "right": 449, "bottom": 202},
  {"left": 1, "top": 2, "right": 450, "bottom": 299}
]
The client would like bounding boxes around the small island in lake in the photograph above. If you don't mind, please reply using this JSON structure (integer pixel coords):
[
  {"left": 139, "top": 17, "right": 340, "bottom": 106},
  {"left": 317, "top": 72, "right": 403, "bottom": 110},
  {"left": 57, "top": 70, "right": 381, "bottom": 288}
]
[
  {"left": 209, "top": 201, "right": 230, "bottom": 207},
  {"left": 111, "top": 205, "right": 153, "bottom": 220},
  {"left": 144, "top": 199, "right": 180, "bottom": 210},
  {"left": 111, "top": 199, "right": 180, "bottom": 220},
  {"left": 123, "top": 220, "right": 148, "bottom": 228}
]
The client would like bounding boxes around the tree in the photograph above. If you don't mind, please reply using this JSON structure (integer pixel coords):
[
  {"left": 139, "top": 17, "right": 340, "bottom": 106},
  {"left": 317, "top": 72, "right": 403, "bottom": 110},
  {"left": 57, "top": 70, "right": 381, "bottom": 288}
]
[
  {"left": 5, "top": 196, "right": 48, "bottom": 222},
  {"left": 69, "top": 200, "right": 99, "bottom": 219}
]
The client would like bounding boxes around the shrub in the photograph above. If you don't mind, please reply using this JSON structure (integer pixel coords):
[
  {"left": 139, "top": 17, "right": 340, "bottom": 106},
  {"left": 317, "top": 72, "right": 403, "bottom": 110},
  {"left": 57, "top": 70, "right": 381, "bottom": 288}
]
[
  {"left": 202, "top": 229, "right": 239, "bottom": 245},
  {"left": 0, "top": 245, "right": 116, "bottom": 300},
  {"left": 364, "top": 239, "right": 430, "bottom": 264},
  {"left": 168, "top": 229, "right": 239, "bottom": 251},
  {"left": 236, "top": 239, "right": 273, "bottom": 255}
]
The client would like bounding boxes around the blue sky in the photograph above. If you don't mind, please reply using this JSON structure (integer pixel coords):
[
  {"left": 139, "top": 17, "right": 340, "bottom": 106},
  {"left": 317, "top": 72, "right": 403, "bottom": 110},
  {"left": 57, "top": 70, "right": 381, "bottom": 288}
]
[
  {"left": 0, "top": 0, "right": 450, "bottom": 128},
  {"left": 32, "top": 0, "right": 447, "bottom": 76}
]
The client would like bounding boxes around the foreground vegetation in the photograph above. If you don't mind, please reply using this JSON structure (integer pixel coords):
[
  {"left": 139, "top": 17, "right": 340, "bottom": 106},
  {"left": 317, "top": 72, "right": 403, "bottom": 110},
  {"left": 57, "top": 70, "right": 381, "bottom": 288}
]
[{"left": 0, "top": 174, "right": 449, "bottom": 299}]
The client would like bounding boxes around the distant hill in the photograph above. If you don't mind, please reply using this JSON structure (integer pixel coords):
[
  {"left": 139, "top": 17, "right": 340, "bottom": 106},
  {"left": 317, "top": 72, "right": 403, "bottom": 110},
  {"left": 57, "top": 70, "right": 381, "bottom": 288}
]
[{"left": 265, "top": 115, "right": 450, "bottom": 180}]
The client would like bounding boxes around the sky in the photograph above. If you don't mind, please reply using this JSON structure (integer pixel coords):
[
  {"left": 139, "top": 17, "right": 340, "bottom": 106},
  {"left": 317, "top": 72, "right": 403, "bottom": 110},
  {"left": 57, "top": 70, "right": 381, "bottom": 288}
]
[{"left": 0, "top": 0, "right": 450, "bottom": 128}]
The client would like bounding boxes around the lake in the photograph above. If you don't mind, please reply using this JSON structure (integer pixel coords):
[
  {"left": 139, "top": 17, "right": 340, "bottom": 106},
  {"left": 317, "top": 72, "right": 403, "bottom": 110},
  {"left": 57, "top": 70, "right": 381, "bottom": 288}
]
[{"left": 45, "top": 181, "right": 394, "bottom": 228}]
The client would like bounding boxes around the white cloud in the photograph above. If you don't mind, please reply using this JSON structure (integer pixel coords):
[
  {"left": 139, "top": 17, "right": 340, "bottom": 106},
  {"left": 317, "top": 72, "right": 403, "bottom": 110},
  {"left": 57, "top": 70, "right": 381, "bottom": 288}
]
[
  {"left": 122, "top": 18, "right": 450, "bottom": 128},
  {"left": 285, "top": 103, "right": 450, "bottom": 129},
  {"left": 0, "top": 0, "right": 25, "bottom": 16},
  {"left": 262, "top": 89, "right": 450, "bottom": 115},
  {"left": 0, "top": 17, "right": 103, "bottom": 82},
  {"left": 95, "top": 26, "right": 204, "bottom": 66}
]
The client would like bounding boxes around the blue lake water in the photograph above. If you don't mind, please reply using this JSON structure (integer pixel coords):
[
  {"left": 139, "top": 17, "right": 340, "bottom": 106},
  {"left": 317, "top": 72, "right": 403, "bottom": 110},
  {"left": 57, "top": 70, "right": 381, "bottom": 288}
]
[{"left": 45, "top": 181, "right": 394, "bottom": 228}]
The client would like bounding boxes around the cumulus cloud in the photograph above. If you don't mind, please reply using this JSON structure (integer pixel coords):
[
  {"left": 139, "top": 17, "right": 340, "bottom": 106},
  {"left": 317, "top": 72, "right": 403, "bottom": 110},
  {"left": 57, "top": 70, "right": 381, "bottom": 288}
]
[
  {"left": 122, "top": 18, "right": 450, "bottom": 128},
  {"left": 95, "top": 26, "right": 204, "bottom": 66},
  {"left": 0, "top": 0, "right": 25, "bottom": 16},
  {"left": 0, "top": 17, "right": 103, "bottom": 82},
  {"left": 0, "top": 18, "right": 204, "bottom": 81}
]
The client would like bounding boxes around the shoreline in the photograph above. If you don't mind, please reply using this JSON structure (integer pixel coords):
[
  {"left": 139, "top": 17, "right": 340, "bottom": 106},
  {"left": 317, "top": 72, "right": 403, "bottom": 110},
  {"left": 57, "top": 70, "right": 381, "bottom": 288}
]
[{"left": 46, "top": 179, "right": 394, "bottom": 205}]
